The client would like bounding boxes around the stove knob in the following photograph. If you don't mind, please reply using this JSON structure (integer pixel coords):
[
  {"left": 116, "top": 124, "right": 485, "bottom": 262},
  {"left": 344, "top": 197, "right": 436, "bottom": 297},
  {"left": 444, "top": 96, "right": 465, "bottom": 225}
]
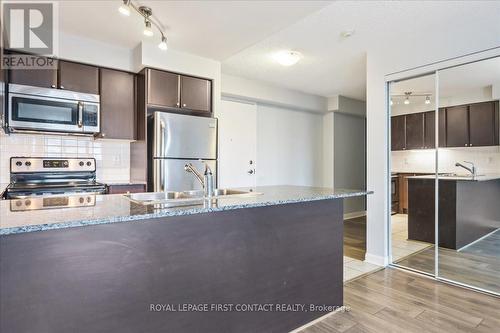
[
  {"left": 86, "top": 161, "right": 92, "bottom": 166},
  {"left": 63, "top": 161, "right": 69, "bottom": 167},
  {"left": 15, "top": 200, "right": 22, "bottom": 207},
  {"left": 79, "top": 161, "right": 84, "bottom": 166},
  {"left": 15, "top": 161, "right": 22, "bottom": 166},
  {"left": 79, "top": 197, "right": 84, "bottom": 203},
  {"left": 86, "top": 197, "right": 91, "bottom": 203},
  {"left": 25, "top": 199, "right": 31, "bottom": 206},
  {"left": 25, "top": 161, "right": 31, "bottom": 167}
]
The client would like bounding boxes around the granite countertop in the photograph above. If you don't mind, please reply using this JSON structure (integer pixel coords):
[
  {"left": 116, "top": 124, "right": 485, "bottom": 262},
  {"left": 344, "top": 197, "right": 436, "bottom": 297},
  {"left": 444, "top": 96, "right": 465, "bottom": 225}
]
[
  {"left": 406, "top": 174, "right": 500, "bottom": 181},
  {"left": 0, "top": 185, "right": 372, "bottom": 235}
]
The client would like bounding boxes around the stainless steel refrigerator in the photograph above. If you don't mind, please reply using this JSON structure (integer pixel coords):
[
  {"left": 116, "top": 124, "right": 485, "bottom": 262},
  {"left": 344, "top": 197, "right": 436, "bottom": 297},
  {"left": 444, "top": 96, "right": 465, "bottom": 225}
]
[{"left": 150, "top": 112, "right": 217, "bottom": 192}]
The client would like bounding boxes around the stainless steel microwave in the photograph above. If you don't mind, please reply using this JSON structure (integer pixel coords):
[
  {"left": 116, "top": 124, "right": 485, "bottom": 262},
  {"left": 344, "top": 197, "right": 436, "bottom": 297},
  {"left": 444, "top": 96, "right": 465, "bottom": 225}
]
[{"left": 7, "top": 84, "right": 100, "bottom": 135}]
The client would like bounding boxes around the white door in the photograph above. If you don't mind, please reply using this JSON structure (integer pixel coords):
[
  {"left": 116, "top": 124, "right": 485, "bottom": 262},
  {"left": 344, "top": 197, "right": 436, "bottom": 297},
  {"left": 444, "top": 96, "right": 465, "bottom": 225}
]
[{"left": 218, "top": 99, "right": 257, "bottom": 188}]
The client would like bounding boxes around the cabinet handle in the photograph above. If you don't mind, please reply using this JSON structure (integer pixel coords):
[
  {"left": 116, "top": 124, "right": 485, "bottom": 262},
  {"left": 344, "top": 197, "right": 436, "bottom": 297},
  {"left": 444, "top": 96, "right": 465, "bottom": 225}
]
[
  {"left": 470, "top": 144, "right": 473, "bottom": 147},
  {"left": 51, "top": 84, "right": 56, "bottom": 88},
  {"left": 465, "top": 144, "right": 468, "bottom": 147},
  {"left": 176, "top": 102, "right": 180, "bottom": 107},
  {"left": 60, "top": 85, "right": 65, "bottom": 89},
  {"left": 101, "top": 133, "right": 106, "bottom": 138},
  {"left": 182, "top": 103, "right": 187, "bottom": 107}
]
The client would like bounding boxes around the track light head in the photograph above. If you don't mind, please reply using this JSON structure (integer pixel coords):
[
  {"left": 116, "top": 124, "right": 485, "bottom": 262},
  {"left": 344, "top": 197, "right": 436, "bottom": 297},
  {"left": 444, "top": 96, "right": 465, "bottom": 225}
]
[
  {"left": 158, "top": 35, "right": 168, "bottom": 50},
  {"left": 118, "top": 0, "right": 131, "bottom": 16},
  {"left": 144, "top": 20, "right": 154, "bottom": 37}
]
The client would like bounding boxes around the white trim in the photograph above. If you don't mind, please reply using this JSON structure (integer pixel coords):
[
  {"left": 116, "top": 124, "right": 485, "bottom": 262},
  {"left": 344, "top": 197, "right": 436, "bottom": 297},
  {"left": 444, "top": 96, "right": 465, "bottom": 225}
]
[
  {"left": 385, "top": 46, "right": 500, "bottom": 82},
  {"left": 288, "top": 307, "right": 345, "bottom": 333},
  {"left": 364, "top": 253, "right": 389, "bottom": 267},
  {"left": 457, "top": 228, "right": 500, "bottom": 252},
  {"left": 343, "top": 211, "right": 366, "bottom": 220}
]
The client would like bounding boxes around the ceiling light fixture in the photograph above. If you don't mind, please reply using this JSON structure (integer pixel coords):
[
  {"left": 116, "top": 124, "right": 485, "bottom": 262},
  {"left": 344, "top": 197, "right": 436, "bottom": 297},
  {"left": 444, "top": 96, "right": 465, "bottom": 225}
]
[
  {"left": 425, "top": 96, "right": 431, "bottom": 104},
  {"left": 118, "top": 0, "right": 131, "bottom": 16},
  {"left": 118, "top": 2, "right": 168, "bottom": 51},
  {"left": 143, "top": 20, "right": 154, "bottom": 37},
  {"left": 273, "top": 50, "right": 302, "bottom": 66},
  {"left": 404, "top": 92, "right": 411, "bottom": 105},
  {"left": 158, "top": 35, "right": 168, "bottom": 50}
]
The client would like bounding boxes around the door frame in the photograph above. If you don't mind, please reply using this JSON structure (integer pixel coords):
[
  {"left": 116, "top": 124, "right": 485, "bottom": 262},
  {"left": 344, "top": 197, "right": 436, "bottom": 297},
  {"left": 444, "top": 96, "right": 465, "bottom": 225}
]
[{"left": 385, "top": 46, "right": 500, "bottom": 297}]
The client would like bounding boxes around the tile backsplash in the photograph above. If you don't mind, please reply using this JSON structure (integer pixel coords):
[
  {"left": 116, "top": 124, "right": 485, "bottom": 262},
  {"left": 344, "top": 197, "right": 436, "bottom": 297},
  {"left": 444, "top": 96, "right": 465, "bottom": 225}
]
[
  {"left": 0, "top": 132, "right": 131, "bottom": 184},
  {"left": 392, "top": 146, "right": 500, "bottom": 174}
]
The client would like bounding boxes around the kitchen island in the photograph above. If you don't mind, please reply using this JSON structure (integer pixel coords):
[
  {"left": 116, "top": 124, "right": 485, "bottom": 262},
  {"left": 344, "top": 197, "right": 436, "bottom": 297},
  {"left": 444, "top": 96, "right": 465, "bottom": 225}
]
[
  {"left": 0, "top": 186, "right": 370, "bottom": 333},
  {"left": 407, "top": 176, "right": 500, "bottom": 249}
]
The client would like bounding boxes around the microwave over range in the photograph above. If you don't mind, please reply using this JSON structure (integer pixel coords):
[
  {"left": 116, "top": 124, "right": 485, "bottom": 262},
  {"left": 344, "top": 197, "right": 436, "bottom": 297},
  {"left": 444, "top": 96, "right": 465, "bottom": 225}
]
[{"left": 7, "top": 84, "right": 100, "bottom": 135}]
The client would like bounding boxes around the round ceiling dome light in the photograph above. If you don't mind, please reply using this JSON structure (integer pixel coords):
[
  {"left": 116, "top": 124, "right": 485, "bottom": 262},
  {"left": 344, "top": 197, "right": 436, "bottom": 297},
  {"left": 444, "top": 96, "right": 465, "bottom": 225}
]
[{"left": 273, "top": 50, "right": 302, "bottom": 66}]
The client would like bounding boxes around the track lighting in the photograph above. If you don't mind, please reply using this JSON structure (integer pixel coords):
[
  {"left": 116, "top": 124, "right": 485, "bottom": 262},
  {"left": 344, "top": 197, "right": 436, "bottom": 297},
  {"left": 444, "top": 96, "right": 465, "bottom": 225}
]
[
  {"left": 143, "top": 20, "right": 153, "bottom": 37},
  {"left": 158, "top": 35, "right": 168, "bottom": 50},
  {"left": 391, "top": 92, "right": 432, "bottom": 106},
  {"left": 118, "top": 2, "right": 168, "bottom": 51},
  {"left": 118, "top": 0, "right": 131, "bottom": 16}
]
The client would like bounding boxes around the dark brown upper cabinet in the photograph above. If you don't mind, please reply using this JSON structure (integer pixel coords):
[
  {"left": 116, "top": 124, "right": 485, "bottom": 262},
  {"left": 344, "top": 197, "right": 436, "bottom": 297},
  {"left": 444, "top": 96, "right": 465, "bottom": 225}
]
[
  {"left": 391, "top": 115, "right": 406, "bottom": 151},
  {"left": 8, "top": 57, "right": 58, "bottom": 88},
  {"left": 147, "top": 69, "right": 179, "bottom": 108},
  {"left": 445, "top": 105, "right": 469, "bottom": 148},
  {"left": 469, "top": 101, "right": 499, "bottom": 147},
  {"left": 424, "top": 112, "right": 435, "bottom": 149},
  {"left": 405, "top": 113, "right": 424, "bottom": 150},
  {"left": 99, "top": 68, "right": 136, "bottom": 140},
  {"left": 180, "top": 76, "right": 212, "bottom": 114},
  {"left": 58, "top": 60, "right": 99, "bottom": 94},
  {"left": 423, "top": 110, "right": 446, "bottom": 149}
]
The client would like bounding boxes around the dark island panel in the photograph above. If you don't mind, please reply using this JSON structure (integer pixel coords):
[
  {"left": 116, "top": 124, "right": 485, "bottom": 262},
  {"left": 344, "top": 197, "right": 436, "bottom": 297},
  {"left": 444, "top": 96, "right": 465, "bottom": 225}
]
[
  {"left": 408, "top": 178, "right": 499, "bottom": 249},
  {"left": 1, "top": 199, "right": 344, "bottom": 333}
]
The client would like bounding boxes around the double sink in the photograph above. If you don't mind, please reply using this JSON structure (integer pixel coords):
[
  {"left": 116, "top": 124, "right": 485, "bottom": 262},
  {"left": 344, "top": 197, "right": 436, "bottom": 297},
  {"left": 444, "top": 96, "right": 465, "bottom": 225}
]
[{"left": 125, "top": 189, "right": 261, "bottom": 207}]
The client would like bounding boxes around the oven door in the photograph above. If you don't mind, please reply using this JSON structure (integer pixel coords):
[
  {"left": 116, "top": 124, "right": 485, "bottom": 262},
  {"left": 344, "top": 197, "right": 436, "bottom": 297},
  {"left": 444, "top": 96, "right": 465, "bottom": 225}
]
[{"left": 8, "top": 93, "right": 82, "bottom": 133}]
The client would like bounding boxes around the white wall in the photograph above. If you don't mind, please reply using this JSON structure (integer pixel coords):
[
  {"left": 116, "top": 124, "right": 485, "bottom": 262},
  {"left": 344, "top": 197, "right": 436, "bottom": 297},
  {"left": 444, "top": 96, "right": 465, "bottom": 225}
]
[
  {"left": 256, "top": 104, "right": 324, "bottom": 186},
  {"left": 366, "top": 35, "right": 500, "bottom": 266},
  {"left": 221, "top": 74, "right": 327, "bottom": 113},
  {"left": 59, "top": 32, "right": 135, "bottom": 71},
  {"left": 0, "top": 132, "right": 130, "bottom": 185},
  {"left": 392, "top": 146, "right": 500, "bottom": 175},
  {"left": 221, "top": 75, "right": 326, "bottom": 187},
  {"left": 334, "top": 96, "right": 366, "bottom": 216},
  {"left": 322, "top": 112, "right": 334, "bottom": 188}
]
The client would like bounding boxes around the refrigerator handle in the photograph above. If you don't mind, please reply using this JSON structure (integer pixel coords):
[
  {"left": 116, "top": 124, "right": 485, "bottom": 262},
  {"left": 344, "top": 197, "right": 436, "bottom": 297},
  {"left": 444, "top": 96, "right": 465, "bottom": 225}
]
[{"left": 159, "top": 120, "right": 166, "bottom": 158}]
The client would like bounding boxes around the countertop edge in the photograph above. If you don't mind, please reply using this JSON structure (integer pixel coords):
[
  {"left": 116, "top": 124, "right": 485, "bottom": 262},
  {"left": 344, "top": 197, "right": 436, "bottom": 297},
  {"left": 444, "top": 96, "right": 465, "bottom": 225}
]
[{"left": 0, "top": 190, "right": 373, "bottom": 236}]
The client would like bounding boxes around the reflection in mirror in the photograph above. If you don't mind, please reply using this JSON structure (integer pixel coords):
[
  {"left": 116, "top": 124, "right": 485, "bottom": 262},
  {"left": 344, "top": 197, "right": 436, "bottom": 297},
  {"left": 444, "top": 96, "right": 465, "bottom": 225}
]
[
  {"left": 437, "top": 56, "right": 500, "bottom": 294},
  {"left": 389, "top": 73, "right": 436, "bottom": 275}
]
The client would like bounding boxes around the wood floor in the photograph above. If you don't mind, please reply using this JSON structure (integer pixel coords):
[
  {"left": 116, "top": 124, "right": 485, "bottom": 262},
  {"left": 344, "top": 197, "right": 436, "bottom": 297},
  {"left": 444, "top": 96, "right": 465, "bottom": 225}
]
[
  {"left": 299, "top": 268, "right": 500, "bottom": 333},
  {"left": 343, "top": 217, "right": 366, "bottom": 261},
  {"left": 396, "top": 245, "right": 500, "bottom": 293}
]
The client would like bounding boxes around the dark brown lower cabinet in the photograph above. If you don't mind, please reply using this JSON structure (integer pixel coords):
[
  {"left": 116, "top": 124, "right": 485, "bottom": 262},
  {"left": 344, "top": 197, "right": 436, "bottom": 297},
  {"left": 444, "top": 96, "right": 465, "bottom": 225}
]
[{"left": 99, "top": 68, "right": 136, "bottom": 140}]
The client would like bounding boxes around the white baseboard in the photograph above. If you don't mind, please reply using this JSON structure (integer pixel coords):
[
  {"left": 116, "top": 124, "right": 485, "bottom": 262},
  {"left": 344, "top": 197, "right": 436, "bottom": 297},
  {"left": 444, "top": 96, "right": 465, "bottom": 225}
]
[
  {"left": 343, "top": 211, "right": 366, "bottom": 220},
  {"left": 364, "top": 253, "right": 389, "bottom": 267}
]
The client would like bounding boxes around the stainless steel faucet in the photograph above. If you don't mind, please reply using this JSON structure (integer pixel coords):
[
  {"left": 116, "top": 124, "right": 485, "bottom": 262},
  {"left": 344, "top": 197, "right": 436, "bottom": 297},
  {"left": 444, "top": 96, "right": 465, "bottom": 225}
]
[
  {"left": 455, "top": 161, "right": 476, "bottom": 178},
  {"left": 184, "top": 162, "right": 214, "bottom": 197}
]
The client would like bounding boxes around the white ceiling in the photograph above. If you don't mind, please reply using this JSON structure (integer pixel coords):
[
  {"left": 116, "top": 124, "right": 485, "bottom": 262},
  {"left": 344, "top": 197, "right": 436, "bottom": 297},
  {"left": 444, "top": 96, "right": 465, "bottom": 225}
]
[
  {"left": 392, "top": 56, "right": 500, "bottom": 98},
  {"left": 56, "top": 1, "right": 500, "bottom": 101},
  {"left": 222, "top": 1, "right": 500, "bottom": 100},
  {"left": 57, "top": 0, "right": 330, "bottom": 60}
]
